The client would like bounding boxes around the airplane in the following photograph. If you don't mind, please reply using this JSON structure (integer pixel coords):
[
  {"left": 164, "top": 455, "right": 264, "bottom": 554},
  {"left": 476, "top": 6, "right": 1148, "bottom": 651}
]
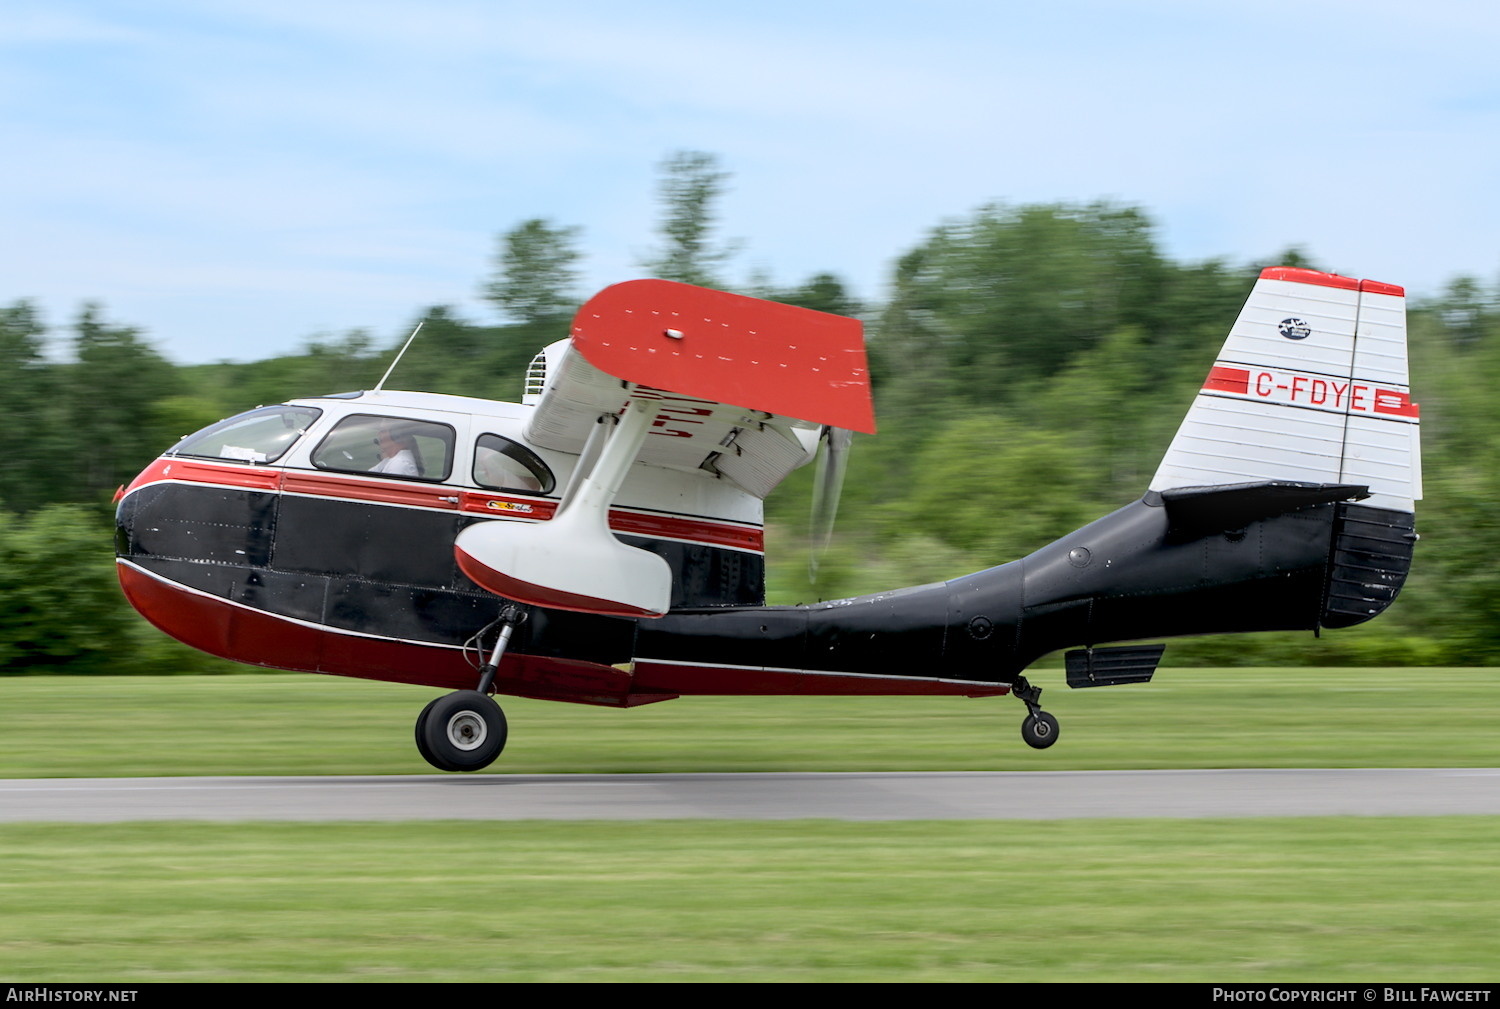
[{"left": 114, "top": 269, "right": 1420, "bottom": 771}]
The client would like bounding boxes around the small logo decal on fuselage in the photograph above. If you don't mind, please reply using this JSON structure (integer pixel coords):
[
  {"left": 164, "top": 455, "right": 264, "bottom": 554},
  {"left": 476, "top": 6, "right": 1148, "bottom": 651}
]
[
  {"left": 1278, "top": 317, "right": 1312, "bottom": 340},
  {"left": 486, "top": 500, "right": 534, "bottom": 513}
]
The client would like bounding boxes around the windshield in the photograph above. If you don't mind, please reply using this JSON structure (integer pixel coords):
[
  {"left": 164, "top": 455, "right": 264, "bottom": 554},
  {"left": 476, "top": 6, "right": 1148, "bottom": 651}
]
[{"left": 167, "top": 406, "right": 323, "bottom": 464}]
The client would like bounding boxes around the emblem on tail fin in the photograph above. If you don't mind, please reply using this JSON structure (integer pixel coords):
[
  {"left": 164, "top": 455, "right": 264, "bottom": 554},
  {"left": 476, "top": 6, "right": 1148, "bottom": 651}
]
[{"left": 1278, "top": 317, "right": 1311, "bottom": 340}]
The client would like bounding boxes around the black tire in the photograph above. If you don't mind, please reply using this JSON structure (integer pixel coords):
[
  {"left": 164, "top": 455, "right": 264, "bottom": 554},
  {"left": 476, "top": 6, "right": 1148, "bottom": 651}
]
[
  {"left": 1021, "top": 711, "right": 1059, "bottom": 750},
  {"left": 418, "top": 690, "right": 507, "bottom": 772},
  {"left": 414, "top": 696, "right": 444, "bottom": 770}
]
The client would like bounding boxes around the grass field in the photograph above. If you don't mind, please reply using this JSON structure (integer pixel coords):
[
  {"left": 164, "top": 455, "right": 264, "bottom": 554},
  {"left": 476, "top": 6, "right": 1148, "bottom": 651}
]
[
  {"left": 1, "top": 668, "right": 1497, "bottom": 777},
  {"left": 2, "top": 818, "right": 1498, "bottom": 982},
  {"left": 1, "top": 670, "right": 1496, "bottom": 982}
]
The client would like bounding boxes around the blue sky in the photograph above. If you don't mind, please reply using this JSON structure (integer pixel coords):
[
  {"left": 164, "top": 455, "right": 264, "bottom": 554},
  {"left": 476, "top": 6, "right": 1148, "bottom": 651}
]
[{"left": 5, "top": 0, "right": 1499, "bottom": 363}]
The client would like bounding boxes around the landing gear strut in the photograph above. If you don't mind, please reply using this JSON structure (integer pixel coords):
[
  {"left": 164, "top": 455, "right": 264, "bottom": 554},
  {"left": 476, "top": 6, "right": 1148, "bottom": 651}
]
[
  {"left": 1012, "top": 675, "right": 1060, "bottom": 749},
  {"left": 415, "top": 605, "right": 527, "bottom": 772}
]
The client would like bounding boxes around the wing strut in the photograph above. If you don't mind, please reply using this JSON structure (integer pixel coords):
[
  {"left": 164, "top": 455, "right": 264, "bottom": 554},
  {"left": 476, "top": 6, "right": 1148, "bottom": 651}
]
[{"left": 454, "top": 386, "right": 673, "bottom": 617}]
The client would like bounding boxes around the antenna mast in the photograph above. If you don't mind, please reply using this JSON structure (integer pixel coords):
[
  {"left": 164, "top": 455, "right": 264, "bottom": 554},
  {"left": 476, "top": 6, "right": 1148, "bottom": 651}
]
[{"left": 372, "top": 321, "right": 424, "bottom": 393}]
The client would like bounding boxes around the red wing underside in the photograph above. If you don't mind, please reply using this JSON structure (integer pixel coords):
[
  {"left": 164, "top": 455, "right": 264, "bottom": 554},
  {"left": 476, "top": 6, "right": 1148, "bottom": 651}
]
[{"left": 570, "top": 279, "right": 876, "bottom": 434}]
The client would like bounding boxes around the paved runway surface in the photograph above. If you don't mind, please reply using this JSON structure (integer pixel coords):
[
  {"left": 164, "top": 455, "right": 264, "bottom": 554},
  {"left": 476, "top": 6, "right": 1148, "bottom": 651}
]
[{"left": 1, "top": 769, "right": 1497, "bottom": 821}]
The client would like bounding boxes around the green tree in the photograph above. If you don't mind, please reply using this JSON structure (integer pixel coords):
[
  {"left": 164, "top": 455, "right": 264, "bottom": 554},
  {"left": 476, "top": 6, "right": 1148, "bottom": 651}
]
[
  {"left": 873, "top": 414, "right": 1101, "bottom": 566},
  {"left": 150, "top": 395, "right": 231, "bottom": 447},
  {"left": 377, "top": 307, "right": 551, "bottom": 401},
  {"left": 775, "top": 273, "right": 862, "bottom": 317},
  {"left": 0, "top": 506, "right": 136, "bottom": 672},
  {"left": 644, "top": 150, "right": 739, "bottom": 287},
  {"left": 0, "top": 300, "right": 44, "bottom": 370},
  {"left": 199, "top": 329, "right": 381, "bottom": 414},
  {"left": 484, "top": 218, "right": 583, "bottom": 324},
  {"left": 871, "top": 201, "right": 1170, "bottom": 408},
  {"left": 67, "top": 304, "right": 182, "bottom": 502},
  {"left": 1434, "top": 275, "right": 1494, "bottom": 349},
  {"left": 0, "top": 301, "right": 56, "bottom": 512}
]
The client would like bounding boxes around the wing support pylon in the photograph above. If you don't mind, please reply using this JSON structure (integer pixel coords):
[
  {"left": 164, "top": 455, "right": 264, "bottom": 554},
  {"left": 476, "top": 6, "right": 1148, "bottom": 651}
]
[
  {"left": 458, "top": 279, "right": 875, "bottom": 617},
  {"left": 455, "top": 387, "right": 673, "bottom": 617}
]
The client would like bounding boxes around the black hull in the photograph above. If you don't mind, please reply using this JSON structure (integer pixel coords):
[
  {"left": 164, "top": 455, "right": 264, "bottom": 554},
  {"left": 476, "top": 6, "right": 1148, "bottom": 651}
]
[
  {"left": 643, "top": 497, "right": 1416, "bottom": 685},
  {"left": 118, "top": 477, "right": 1415, "bottom": 696}
]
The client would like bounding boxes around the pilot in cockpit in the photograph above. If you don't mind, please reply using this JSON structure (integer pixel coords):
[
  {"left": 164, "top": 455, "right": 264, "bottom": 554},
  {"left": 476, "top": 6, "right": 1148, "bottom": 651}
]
[{"left": 371, "top": 427, "right": 422, "bottom": 477}]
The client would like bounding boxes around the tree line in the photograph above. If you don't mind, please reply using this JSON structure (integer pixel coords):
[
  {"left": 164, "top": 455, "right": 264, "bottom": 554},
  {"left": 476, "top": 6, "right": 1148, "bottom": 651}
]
[{"left": 3, "top": 152, "right": 1497, "bottom": 673}]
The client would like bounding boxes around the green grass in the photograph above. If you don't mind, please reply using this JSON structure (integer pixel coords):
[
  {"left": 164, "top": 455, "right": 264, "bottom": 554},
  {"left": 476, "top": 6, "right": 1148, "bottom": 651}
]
[
  {"left": 1, "top": 668, "right": 1497, "bottom": 777},
  {"left": 1, "top": 818, "right": 1496, "bottom": 982},
  {"left": 3, "top": 671, "right": 1497, "bottom": 983}
]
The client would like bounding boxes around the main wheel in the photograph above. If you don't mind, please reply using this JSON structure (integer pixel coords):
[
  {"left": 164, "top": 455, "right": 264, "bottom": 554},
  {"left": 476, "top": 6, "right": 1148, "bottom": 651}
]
[
  {"left": 418, "top": 690, "right": 507, "bottom": 772},
  {"left": 1021, "top": 710, "right": 1059, "bottom": 749}
]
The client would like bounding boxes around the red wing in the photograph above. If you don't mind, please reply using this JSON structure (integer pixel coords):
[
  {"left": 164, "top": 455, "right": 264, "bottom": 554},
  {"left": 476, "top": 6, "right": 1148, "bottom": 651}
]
[
  {"left": 524, "top": 280, "right": 876, "bottom": 499},
  {"left": 569, "top": 279, "right": 875, "bottom": 434}
]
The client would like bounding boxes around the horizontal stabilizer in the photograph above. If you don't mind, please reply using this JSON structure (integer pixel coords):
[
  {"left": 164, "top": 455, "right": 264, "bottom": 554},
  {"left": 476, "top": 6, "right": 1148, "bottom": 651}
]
[
  {"left": 1157, "top": 480, "right": 1369, "bottom": 536},
  {"left": 1065, "top": 644, "right": 1165, "bottom": 688}
]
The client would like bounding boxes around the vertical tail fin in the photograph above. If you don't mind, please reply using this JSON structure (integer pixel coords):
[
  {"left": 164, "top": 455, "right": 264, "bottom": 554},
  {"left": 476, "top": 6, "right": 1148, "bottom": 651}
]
[{"left": 1150, "top": 266, "right": 1421, "bottom": 513}]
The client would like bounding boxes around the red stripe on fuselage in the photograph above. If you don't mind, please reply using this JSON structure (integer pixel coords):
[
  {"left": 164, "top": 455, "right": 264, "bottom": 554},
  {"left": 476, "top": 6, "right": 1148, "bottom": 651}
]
[
  {"left": 123, "top": 457, "right": 282, "bottom": 495},
  {"left": 460, "top": 491, "right": 558, "bottom": 519},
  {"left": 122, "top": 458, "right": 765, "bottom": 553},
  {"left": 282, "top": 471, "right": 459, "bottom": 510},
  {"left": 608, "top": 508, "right": 763, "bottom": 552}
]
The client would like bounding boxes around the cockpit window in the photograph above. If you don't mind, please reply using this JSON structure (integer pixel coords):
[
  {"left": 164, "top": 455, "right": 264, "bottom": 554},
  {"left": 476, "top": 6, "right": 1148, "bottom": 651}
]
[
  {"left": 474, "top": 434, "right": 555, "bottom": 495},
  {"left": 167, "top": 406, "right": 322, "bottom": 464},
  {"left": 311, "top": 414, "right": 455, "bottom": 481}
]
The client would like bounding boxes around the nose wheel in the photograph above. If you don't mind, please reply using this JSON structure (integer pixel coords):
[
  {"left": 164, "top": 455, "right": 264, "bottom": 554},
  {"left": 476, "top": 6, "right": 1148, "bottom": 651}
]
[{"left": 1012, "top": 676, "right": 1060, "bottom": 750}]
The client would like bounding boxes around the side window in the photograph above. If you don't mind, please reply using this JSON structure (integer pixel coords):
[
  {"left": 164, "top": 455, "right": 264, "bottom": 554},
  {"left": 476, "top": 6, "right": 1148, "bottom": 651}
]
[
  {"left": 473, "top": 434, "right": 555, "bottom": 495},
  {"left": 311, "top": 414, "right": 455, "bottom": 481}
]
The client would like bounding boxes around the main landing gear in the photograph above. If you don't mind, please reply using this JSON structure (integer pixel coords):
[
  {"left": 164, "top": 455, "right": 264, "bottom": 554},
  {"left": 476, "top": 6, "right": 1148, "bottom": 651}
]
[
  {"left": 1011, "top": 675, "right": 1060, "bottom": 750},
  {"left": 416, "top": 691, "right": 508, "bottom": 772},
  {"left": 415, "top": 605, "right": 526, "bottom": 773}
]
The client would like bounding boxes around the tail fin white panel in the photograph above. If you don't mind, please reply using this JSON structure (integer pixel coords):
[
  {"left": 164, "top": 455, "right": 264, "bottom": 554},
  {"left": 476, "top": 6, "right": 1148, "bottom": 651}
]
[
  {"left": 1340, "top": 285, "right": 1422, "bottom": 508},
  {"left": 1150, "top": 267, "right": 1420, "bottom": 513}
]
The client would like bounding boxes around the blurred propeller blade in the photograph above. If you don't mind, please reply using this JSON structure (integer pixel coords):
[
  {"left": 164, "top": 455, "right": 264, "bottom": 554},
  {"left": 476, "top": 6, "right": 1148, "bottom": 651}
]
[{"left": 809, "top": 425, "right": 853, "bottom": 581}]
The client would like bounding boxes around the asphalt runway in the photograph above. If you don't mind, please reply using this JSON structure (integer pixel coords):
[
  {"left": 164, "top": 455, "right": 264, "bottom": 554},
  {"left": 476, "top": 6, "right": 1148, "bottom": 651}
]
[{"left": 1, "top": 768, "right": 1498, "bottom": 822}]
